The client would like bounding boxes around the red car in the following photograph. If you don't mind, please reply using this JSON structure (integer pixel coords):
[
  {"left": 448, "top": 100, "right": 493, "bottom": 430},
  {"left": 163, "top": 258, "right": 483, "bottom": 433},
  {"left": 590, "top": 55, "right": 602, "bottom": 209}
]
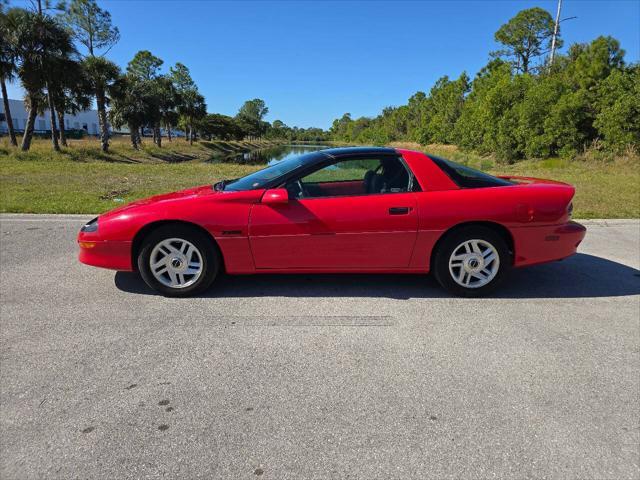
[{"left": 78, "top": 147, "right": 586, "bottom": 297}]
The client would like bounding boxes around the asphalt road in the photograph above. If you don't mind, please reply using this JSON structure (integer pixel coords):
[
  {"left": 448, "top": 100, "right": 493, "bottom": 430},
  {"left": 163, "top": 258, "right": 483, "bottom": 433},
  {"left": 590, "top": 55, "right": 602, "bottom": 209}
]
[{"left": 1, "top": 214, "right": 639, "bottom": 479}]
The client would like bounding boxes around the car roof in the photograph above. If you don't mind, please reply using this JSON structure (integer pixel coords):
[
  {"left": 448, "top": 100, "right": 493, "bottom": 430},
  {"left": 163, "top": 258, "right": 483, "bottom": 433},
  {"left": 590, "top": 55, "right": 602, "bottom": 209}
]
[{"left": 318, "top": 146, "right": 398, "bottom": 158}]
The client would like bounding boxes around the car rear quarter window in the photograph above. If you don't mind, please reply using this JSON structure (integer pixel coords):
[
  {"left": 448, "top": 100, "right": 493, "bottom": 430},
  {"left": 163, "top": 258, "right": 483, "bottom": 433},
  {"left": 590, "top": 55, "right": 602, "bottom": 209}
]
[{"left": 429, "top": 155, "right": 515, "bottom": 188}]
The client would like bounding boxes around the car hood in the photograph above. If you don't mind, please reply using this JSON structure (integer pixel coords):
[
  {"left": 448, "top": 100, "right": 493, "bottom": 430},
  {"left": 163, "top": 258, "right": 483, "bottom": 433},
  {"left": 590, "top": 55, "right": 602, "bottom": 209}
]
[{"left": 101, "top": 185, "right": 216, "bottom": 217}]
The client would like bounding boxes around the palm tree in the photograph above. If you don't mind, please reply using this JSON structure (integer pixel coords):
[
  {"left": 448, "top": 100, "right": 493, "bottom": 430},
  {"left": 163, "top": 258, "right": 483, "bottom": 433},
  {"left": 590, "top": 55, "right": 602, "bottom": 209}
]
[
  {"left": 108, "top": 74, "right": 148, "bottom": 150},
  {"left": 0, "top": 6, "right": 18, "bottom": 146},
  {"left": 178, "top": 90, "right": 206, "bottom": 145},
  {"left": 125, "top": 51, "right": 165, "bottom": 147},
  {"left": 50, "top": 59, "right": 91, "bottom": 146},
  {"left": 59, "top": 0, "right": 120, "bottom": 151},
  {"left": 169, "top": 62, "right": 206, "bottom": 144},
  {"left": 163, "top": 110, "right": 179, "bottom": 142},
  {"left": 83, "top": 56, "right": 119, "bottom": 151},
  {"left": 153, "top": 75, "right": 179, "bottom": 147},
  {"left": 13, "top": 9, "right": 77, "bottom": 151}
]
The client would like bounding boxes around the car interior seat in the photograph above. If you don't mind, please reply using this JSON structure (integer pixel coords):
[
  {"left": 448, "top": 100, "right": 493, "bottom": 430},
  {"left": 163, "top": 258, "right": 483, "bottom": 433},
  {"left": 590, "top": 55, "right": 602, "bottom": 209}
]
[{"left": 364, "top": 170, "right": 385, "bottom": 194}]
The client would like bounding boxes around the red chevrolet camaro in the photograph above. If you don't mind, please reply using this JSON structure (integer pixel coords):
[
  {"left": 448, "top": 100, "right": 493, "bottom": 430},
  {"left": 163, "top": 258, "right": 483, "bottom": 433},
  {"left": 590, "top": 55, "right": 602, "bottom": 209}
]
[{"left": 77, "top": 147, "right": 586, "bottom": 297}]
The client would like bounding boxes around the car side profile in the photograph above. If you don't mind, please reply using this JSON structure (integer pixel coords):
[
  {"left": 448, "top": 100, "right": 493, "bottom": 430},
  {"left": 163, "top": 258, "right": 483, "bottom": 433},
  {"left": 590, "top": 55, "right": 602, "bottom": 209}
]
[{"left": 77, "top": 147, "right": 586, "bottom": 297}]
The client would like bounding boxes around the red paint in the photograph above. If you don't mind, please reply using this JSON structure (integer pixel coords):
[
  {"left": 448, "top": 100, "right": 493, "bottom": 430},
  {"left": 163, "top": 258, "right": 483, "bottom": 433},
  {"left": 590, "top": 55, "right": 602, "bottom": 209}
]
[
  {"left": 78, "top": 240, "right": 132, "bottom": 270},
  {"left": 249, "top": 192, "right": 417, "bottom": 269},
  {"left": 261, "top": 188, "right": 289, "bottom": 205},
  {"left": 78, "top": 149, "right": 586, "bottom": 277}
]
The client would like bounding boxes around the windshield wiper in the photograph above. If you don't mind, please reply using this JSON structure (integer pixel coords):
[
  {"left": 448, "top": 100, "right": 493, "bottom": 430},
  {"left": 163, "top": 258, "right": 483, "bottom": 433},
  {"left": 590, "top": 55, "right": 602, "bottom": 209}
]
[{"left": 213, "top": 178, "right": 239, "bottom": 191}]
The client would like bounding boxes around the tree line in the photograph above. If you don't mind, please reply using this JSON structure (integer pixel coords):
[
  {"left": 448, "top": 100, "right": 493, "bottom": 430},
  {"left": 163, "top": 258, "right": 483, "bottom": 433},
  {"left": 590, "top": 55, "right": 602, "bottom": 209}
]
[
  {"left": 197, "top": 99, "right": 328, "bottom": 143},
  {"left": 0, "top": 0, "right": 323, "bottom": 153},
  {"left": 3, "top": 3, "right": 636, "bottom": 158},
  {"left": 329, "top": 7, "right": 639, "bottom": 161}
]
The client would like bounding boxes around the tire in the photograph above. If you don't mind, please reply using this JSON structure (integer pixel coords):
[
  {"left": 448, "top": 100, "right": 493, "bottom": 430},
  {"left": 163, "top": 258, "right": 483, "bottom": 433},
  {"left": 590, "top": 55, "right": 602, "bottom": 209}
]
[
  {"left": 432, "top": 226, "right": 510, "bottom": 297},
  {"left": 137, "top": 224, "right": 220, "bottom": 297}
]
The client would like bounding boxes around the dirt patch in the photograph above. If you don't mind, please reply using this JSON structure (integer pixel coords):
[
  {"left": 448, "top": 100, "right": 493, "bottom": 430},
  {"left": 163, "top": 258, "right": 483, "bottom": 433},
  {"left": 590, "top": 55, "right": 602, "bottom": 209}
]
[{"left": 99, "top": 189, "right": 130, "bottom": 200}]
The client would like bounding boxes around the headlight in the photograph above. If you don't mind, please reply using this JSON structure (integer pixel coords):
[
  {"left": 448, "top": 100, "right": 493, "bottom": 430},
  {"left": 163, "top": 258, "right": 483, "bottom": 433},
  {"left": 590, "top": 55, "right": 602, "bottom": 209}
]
[{"left": 81, "top": 217, "right": 99, "bottom": 232}]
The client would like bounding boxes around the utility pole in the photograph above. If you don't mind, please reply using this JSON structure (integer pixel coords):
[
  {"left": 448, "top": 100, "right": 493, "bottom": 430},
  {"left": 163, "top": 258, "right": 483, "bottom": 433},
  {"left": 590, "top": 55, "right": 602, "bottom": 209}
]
[{"left": 549, "top": 0, "right": 562, "bottom": 68}]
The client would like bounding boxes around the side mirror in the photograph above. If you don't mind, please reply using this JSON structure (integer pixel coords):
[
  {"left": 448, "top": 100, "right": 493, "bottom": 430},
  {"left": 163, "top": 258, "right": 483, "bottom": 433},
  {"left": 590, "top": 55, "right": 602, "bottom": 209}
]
[{"left": 262, "top": 188, "right": 289, "bottom": 205}]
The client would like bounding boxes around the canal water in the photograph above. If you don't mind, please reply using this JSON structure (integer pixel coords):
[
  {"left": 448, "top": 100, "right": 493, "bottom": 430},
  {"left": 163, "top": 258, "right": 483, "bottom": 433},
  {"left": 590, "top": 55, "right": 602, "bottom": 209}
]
[{"left": 213, "top": 144, "right": 331, "bottom": 166}]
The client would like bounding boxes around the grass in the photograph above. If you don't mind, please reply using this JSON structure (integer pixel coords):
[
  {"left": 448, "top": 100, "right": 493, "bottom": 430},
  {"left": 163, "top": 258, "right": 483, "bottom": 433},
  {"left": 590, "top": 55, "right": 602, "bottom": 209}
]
[
  {"left": 0, "top": 137, "right": 272, "bottom": 213},
  {"left": 0, "top": 136, "right": 284, "bottom": 164},
  {"left": 1, "top": 137, "right": 638, "bottom": 218}
]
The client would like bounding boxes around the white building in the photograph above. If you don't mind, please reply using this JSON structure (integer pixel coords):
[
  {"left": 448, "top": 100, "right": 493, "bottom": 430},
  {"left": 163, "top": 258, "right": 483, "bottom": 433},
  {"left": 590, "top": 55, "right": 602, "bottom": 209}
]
[{"left": 0, "top": 98, "right": 103, "bottom": 135}]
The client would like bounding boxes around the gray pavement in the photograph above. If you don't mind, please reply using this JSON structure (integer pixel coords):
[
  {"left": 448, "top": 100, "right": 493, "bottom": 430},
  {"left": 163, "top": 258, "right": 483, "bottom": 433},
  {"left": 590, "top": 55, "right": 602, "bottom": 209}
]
[{"left": 1, "top": 214, "right": 639, "bottom": 479}]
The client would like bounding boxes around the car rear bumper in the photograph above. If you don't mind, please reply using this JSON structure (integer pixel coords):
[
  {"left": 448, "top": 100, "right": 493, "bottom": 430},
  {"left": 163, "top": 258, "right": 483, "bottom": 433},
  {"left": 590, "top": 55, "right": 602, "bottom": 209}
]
[
  {"left": 512, "top": 221, "right": 587, "bottom": 267},
  {"left": 78, "top": 239, "right": 133, "bottom": 271}
]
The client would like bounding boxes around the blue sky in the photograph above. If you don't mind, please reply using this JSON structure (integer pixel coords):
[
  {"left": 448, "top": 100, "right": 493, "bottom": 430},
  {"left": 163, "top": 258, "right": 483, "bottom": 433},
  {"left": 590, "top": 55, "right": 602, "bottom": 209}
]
[{"left": 7, "top": 0, "right": 640, "bottom": 128}]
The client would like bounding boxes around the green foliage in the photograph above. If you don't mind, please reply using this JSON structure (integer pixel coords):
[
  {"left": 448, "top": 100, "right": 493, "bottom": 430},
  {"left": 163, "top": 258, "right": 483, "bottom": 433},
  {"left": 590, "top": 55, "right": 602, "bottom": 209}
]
[
  {"left": 12, "top": 10, "right": 76, "bottom": 96},
  {"left": 58, "top": 0, "right": 119, "bottom": 56},
  {"left": 199, "top": 113, "right": 244, "bottom": 140},
  {"left": 565, "top": 36, "right": 625, "bottom": 91},
  {"left": 237, "top": 98, "right": 268, "bottom": 121},
  {"left": 0, "top": 6, "right": 17, "bottom": 83},
  {"left": 235, "top": 98, "right": 269, "bottom": 138},
  {"left": 594, "top": 66, "right": 640, "bottom": 152},
  {"left": 424, "top": 73, "right": 469, "bottom": 144},
  {"left": 169, "top": 62, "right": 195, "bottom": 91},
  {"left": 167, "top": 62, "right": 205, "bottom": 142},
  {"left": 51, "top": 55, "right": 92, "bottom": 115},
  {"left": 108, "top": 74, "right": 149, "bottom": 133},
  {"left": 492, "top": 7, "right": 557, "bottom": 74},
  {"left": 82, "top": 55, "right": 119, "bottom": 97},
  {"left": 56, "top": 1, "right": 120, "bottom": 151},
  {"left": 126, "top": 50, "right": 163, "bottom": 81},
  {"left": 5, "top": 2, "right": 322, "bottom": 151},
  {"left": 328, "top": 11, "right": 638, "bottom": 162}
]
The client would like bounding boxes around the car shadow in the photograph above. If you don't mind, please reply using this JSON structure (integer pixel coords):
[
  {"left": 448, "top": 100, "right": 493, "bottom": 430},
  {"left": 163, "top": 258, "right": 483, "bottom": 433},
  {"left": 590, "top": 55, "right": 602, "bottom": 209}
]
[{"left": 114, "top": 253, "right": 640, "bottom": 300}]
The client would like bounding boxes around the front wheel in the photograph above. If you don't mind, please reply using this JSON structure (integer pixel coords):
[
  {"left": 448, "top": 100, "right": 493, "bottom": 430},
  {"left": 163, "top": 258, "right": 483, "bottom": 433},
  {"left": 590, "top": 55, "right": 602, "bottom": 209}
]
[
  {"left": 137, "top": 225, "right": 220, "bottom": 297},
  {"left": 433, "top": 226, "right": 510, "bottom": 297}
]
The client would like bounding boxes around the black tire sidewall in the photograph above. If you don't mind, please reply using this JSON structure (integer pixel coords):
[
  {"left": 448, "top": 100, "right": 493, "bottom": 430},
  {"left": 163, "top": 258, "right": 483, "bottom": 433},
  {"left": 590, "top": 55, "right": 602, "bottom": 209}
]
[
  {"left": 433, "top": 226, "right": 510, "bottom": 297},
  {"left": 137, "top": 225, "right": 219, "bottom": 297}
]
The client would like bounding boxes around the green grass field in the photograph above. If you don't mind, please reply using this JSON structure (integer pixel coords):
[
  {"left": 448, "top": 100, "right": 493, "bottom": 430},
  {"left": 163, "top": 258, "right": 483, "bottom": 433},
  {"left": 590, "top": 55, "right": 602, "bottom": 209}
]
[
  {"left": 1, "top": 137, "right": 638, "bottom": 218},
  {"left": 0, "top": 137, "right": 269, "bottom": 213}
]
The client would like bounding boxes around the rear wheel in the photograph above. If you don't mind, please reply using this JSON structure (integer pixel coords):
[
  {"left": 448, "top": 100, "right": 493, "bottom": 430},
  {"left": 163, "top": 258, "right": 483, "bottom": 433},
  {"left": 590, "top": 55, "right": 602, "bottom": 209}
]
[
  {"left": 433, "top": 226, "right": 510, "bottom": 297},
  {"left": 137, "top": 225, "right": 219, "bottom": 297}
]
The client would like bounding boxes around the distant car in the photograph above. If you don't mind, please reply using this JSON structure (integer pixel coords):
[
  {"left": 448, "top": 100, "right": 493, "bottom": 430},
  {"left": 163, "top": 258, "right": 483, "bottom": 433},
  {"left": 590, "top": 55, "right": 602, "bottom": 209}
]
[{"left": 78, "top": 147, "right": 586, "bottom": 297}]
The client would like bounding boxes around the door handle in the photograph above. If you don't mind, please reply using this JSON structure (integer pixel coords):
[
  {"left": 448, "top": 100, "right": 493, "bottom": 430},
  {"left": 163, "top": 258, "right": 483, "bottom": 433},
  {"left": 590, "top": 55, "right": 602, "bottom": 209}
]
[{"left": 389, "top": 207, "right": 411, "bottom": 215}]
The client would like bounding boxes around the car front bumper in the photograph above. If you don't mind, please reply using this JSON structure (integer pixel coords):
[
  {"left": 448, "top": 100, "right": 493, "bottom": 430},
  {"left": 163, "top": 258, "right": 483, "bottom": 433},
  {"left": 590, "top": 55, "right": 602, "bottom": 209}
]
[{"left": 78, "top": 238, "right": 133, "bottom": 271}]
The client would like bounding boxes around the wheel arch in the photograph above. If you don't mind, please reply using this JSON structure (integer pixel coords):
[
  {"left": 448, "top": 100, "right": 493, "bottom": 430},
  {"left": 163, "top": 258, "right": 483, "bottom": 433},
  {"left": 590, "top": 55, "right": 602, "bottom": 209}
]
[
  {"left": 131, "top": 220, "right": 224, "bottom": 272},
  {"left": 429, "top": 221, "right": 515, "bottom": 270}
]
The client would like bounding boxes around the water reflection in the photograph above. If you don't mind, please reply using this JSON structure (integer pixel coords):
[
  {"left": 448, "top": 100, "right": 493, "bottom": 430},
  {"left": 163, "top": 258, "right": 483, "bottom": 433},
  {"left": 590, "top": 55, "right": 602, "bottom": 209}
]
[{"left": 211, "top": 144, "right": 330, "bottom": 166}]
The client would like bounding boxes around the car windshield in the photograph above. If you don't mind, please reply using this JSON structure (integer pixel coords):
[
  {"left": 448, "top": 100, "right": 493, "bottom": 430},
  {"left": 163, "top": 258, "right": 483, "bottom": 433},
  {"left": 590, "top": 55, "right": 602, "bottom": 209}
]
[
  {"left": 219, "top": 152, "right": 323, "bottom": 192},
  {"left": 429, "top": 155, "right": 515, "bottom": 188}
]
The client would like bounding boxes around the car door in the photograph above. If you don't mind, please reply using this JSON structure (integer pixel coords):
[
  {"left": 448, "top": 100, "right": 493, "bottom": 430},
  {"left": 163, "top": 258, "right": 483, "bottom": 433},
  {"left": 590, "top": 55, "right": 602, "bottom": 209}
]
[{"left": 248, "top": 155, "right": 419, "bottom": 269}]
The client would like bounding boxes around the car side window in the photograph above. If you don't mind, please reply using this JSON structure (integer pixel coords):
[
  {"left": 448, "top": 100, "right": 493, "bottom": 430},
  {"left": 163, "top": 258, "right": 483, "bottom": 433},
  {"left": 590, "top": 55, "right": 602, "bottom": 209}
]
[{"left": 286, "top": 156, "right": 413, "bottom": 199}]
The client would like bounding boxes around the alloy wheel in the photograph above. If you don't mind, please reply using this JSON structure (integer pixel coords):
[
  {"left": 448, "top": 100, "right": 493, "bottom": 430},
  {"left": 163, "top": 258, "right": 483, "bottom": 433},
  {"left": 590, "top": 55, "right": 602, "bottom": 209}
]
[
  {"left": 149, "top": 238, "right": 203, "bottom": 289},
  {"left": 448, "top": 239, "right": 500, "bottom": 289}
]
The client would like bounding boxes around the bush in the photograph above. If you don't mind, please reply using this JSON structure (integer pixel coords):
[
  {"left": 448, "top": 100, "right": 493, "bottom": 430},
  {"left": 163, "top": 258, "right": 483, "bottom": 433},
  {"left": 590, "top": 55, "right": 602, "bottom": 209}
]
[{"left": 328, "top": 32, "right": 638, "bottom": 162}]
